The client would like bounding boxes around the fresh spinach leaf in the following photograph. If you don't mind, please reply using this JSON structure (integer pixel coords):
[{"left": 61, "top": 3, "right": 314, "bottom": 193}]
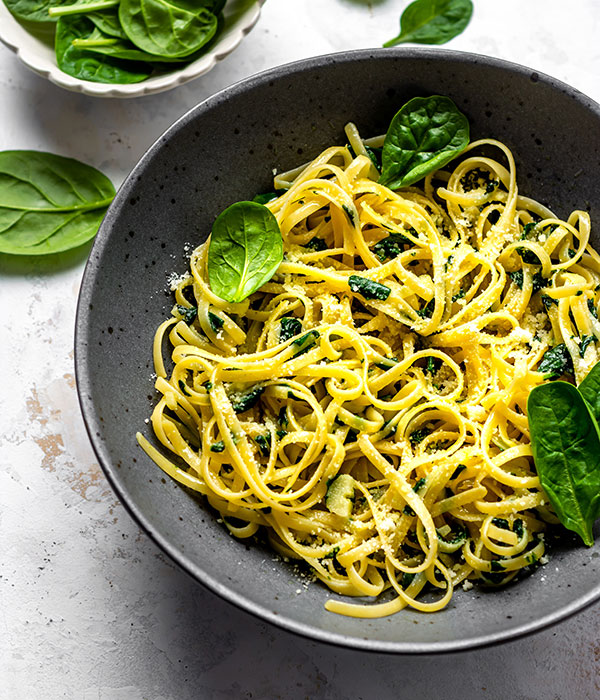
[
  {"left": 0, "top": 150, "right": 115, "bottom": 255},
  {"left": 56, "top": 16, "right": 152, "bottom": 83},
  {"left": 4, "top": 0, "right": 70, "bottom": 23},
  {"left": 48, "top": 0, "right": 119, "bottom": 17},
  {"left": 88, "top": 7, "right": 129, "bottom": 39},
  {"left": 279, "top": 316, "right": 302, "bottom": 343},
  {"left": 71, "top": 29, "right": 189, "bottom": 63},
  {"left": 348, "top": 275, "right": 391, "bottom": 301},
  {"left": 578, "top": 360, "right": 600, "bottom": 424},
  {"left": 537, "top": 343, "right": 574, "bottom": 380},
  {"left": 119, "top": 0, "right": 218, "bottom": 58},
  {"left": 207, "top": 201, "right": 283, "bottom": 303},
  {"left": 384, "top": 0, "right": 473, "bottom": 48},
  {"left": 528, "top": 381, "right": 600, "bottom": 546},
  {"left": 379, "top": 95, "right": 469, "bottom": 190}
]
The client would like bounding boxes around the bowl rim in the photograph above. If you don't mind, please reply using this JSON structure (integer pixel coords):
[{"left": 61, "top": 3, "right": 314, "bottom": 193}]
[
  {"left": 75, "top": 46, "right": 600, "bottom": 653},
  {"left": 0, "top": 0, "right": 265, "bottom": 98}
]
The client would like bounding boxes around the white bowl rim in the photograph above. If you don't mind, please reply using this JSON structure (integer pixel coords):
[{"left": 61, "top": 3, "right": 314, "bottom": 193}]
[{"left": 0, "top": 0, "right": 265, "bottom": 98}]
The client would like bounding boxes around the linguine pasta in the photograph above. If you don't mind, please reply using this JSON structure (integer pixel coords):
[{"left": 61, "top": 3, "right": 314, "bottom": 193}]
[{"left": 137, "top": 125, "right": 599, "bottom": 617}]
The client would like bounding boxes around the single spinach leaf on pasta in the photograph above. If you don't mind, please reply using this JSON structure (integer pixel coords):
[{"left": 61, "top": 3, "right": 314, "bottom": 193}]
[
  {"left": 0, "top": 150, "right": 115, "bottom": 255},
  {"left": 578, "top": 360, "right": 600, "bottom": 423},
  {"left": 379, "top": 96, "right": 470, "bottom": 190},
  {"left": 207, "top": 201, "right": 283, "bottom": 303},
  {"left": 56, "top": 16, "right": 152, "bottom": 83},
  {"left": 527, "top": 381, "right": 600, "bottom": 546},
  {"left": 384, "top": 0, "right": 473, "bottom": 47},
  {"left": 119, "top": 0, "right": 218, "bottom": 58}
]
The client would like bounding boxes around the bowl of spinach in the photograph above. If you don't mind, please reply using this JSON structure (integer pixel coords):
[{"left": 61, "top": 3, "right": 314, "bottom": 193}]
[
  {"left": 0, "top": 0, "right": 264, "bottom": 96},
  {"left": 75, "top": 48, "right": 600, "bottom": 652}
]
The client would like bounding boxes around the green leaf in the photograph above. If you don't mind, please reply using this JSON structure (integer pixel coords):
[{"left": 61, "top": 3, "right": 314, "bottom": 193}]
[
  {"left": 379, "top": 95, "right": 470, "bottom": 190},
  {"left": 231, "top": 385, "right": 265, "bottom": 414},
  {"left": 119, "top": 0, "right": 218, "bottom": 58},
  {"left": 537, "top": 343, "right": 574, "bottom": 380},
  {"left": 384, "top": 0, "right": 473, "bottom": 48},
  {"left": 578, "top": 360, "right": 600, "bottom": 424},
  {"left": 56, "top": 16, "right": 152, "bottom": 83},
  {"left": 3, "top": 0, "right": 71, "bottom": 23},
  {"left": 88, "top": 7, "right": 128, "bottom": 39},
  {"left": 208, "top": 201, "right": 283, "bottom": 303},
  {"left": 348, "top": 275, "right": 391, "bottom": 301},
  {"left": 528, "top": 381, "right": 600, "bottom": 546},
  {"left": 0, "top": 150, "right": 115, "bottom": 255},
  {"left": 279, "top": 316, "right": 302, "bottom": 343},
  {"left": 72, "top": 28, "right": 189, "bottom": 63}
]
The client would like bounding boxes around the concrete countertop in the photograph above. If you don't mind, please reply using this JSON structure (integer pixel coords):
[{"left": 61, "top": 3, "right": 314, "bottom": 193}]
[{"left": 1, "top": 1, "right": 599, "bottom": 698}]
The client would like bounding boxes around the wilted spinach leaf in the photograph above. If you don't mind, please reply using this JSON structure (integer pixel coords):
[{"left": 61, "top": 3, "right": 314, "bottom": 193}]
[
  {"left": 348, "top": 275, "right": 391, "bottom": 301},
  {"left": 537, "top": 344, "right": 574, "bottom": 380}
]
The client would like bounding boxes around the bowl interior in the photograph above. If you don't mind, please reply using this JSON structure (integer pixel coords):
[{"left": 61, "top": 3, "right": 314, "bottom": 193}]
[
  {"left": 76, "top": 48, "right": 600, "bottom": 652},
  {"left": 0, "top": 0, "right": 263, "bottom": 96}
]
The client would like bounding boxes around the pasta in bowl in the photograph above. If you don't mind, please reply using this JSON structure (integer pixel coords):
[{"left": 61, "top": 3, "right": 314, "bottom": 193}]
[
  {"left": 76, "top": 48, "right": 600, "bottom": 652},
  {"left": 137, "top": 97, "right": 598, "bottom": 619}
]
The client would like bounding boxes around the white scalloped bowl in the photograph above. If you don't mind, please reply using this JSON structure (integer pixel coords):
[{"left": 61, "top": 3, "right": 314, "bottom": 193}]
[{"left": 0, "top": 0, "right": 264, "bottom": 97}]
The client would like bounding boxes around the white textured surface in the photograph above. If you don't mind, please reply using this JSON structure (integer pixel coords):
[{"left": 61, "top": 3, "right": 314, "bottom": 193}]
[{"left": 1, "top": 1, "right": 600, "bottom": 698}]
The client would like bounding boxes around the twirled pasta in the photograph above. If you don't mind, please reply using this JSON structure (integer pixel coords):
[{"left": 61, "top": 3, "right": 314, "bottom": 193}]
[{"left": 137, "top": 126, "right": 599, "bottom": 618}]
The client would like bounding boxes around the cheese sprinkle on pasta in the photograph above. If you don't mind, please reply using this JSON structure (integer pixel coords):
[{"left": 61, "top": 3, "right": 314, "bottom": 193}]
[{"left": 137, "top": 128, "right": 599, "bottom": 618}]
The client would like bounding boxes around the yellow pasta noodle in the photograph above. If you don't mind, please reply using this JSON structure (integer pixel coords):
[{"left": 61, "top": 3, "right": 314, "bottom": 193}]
[{"left": 137, "top": 127, "right": 599, "bottom": 618}]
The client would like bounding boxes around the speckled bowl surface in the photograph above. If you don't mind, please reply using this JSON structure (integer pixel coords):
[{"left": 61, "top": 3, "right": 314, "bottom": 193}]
[
  {"left": 0, "top": 0, "right": 264, "bottom": 97},
  {"left": 75, "top": 48, "right": 600, "bottom": 653}
]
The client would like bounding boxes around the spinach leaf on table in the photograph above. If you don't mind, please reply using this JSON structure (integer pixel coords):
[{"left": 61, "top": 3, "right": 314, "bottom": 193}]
[
  {"left": 379, "top": 95, "right": 469, "bottom": 190},
  {"left": 207, "top": 201, "right": 283, "bottom": 304},
  {"left": 385, "top": 0, "right": 473, "bottom": 48},
  {"left": 0, "top": 150, "right": 115, "bottom": 255},
  {"left": 119, "top": 0, "right": 218, "bottom": 58},
  {"left": 56, "top": 15, "right": 152, "bottom": 82},
  {"left": 528, "top": 381, "right": 600, "bottom": 546}
]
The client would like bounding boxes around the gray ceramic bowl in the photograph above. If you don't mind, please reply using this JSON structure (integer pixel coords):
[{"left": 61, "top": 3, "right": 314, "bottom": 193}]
[{"left": 75, "top": 48, "right": 600, "bottom": 653}]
